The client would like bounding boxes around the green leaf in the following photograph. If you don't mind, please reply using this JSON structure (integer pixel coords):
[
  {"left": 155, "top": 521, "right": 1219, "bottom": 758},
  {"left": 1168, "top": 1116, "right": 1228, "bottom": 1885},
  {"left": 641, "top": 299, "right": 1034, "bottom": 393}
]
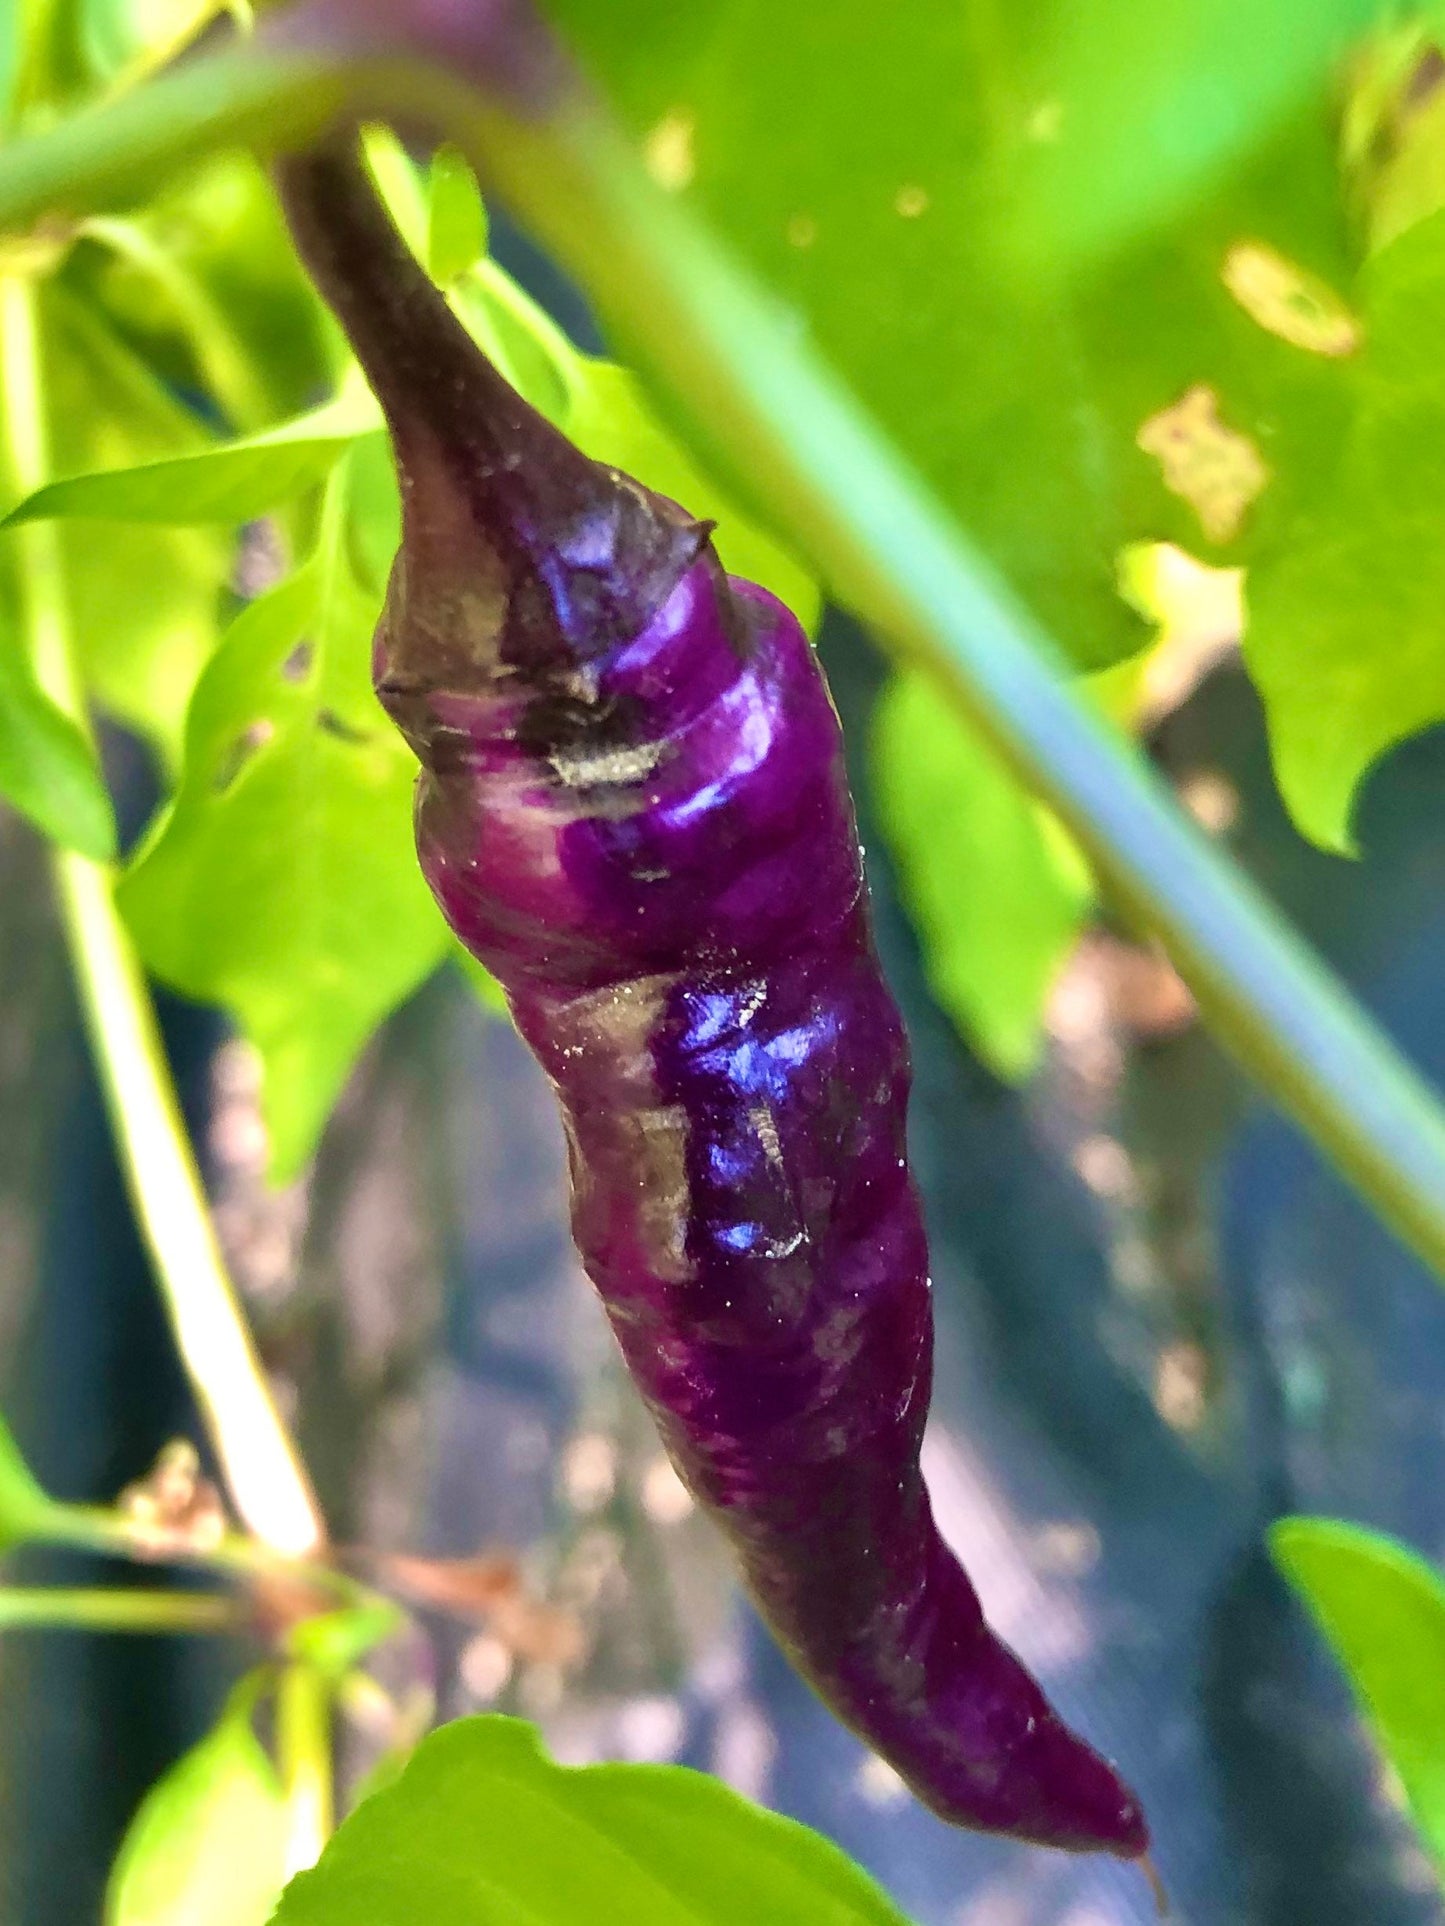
[
  {"left": 1245, "top": 204, "right": 1445, "bottom": 852},
  {"left": 1339, "top": 22, "right": 1445, "bottom": 256},
  {"left": 105, "top": 1679, "right": 289, "bottom": 1926},
  {"left": 273, "top": 1716, "right": 912, "bottom": 1926},
  {"left": 0, "top": 633, "right": 116, "bottom": 858},
  {"left": 79, "top": 151, "right": 339, "bottom": 427},
  {"left": 0, "top": 0, "right": 65, "bottom": 131},
  {"left": 32, "top": 282, "right": 232, "bottom": 764},
  {"left": 1271, "top": 1516, "right": 1445, "bottom": 1872},
  {"left": 1008, "top": 0, "right": 1398, "bottom": 278},
  {"left": 0, "top": 1402, "right": 52, "bottom": 1551},
  {"left": 78, "top": 0, "right": 225, "bottom": 86},
  {"left": 118, "top": 467, "right": 451, "bottom": 1181},
  {"left": 548, "top": 1, "right": 1358, "bottom": 669},
  {"left": 341, "top": 428, "right": 401, "bottom": 597},
  {"left": 457, "top": 271, "right": 574, "bottom": 424},
  {"left": 427, "top": 145, "right": 488, "bottom": 286},
  {"left": 872, "top": 668, "right": 1094, "bottom": 1080},
  {"left": 5, "top": 398, "right": 370, "bottom": 529}
]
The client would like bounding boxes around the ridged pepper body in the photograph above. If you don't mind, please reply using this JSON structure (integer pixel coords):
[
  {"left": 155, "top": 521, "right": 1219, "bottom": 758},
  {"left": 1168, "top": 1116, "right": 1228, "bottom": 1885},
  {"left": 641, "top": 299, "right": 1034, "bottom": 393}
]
[{"left": 279, "top": 143, "right": 1148, "bottom": 1858}]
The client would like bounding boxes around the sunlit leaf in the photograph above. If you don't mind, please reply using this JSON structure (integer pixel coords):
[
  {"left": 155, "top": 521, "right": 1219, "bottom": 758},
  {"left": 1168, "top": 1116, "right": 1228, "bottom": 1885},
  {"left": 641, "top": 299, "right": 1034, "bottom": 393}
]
[
  {"left": 340, "top": 427, "right": 400, "bottom": 597},
  {"left": 0, "top": 3, "right": 22, "bottom": 130},
  {"left": 6, "top": 398, "right": 370, "bottom": 529},
  {"left": 34, "top": 283, "right": 232, "bottom": 764},
  {"left": 118, "top": 462, "right": 450, "bottom": 1181},
  {"left": 1007, "top": 0, "right": 1400, "bottom": 277},
  {"left": 78, "top": 0, "right": 225, "bottom": 86},
  {"left": 1271, "top": 1516, "right": 1445, "bottom": 1873},
  {"left": 273, "top": 1716, "right": 912, "bottom": 1926},
  {"left": 1346, "top": 25, "right": 1445, "bottom": 255},
  {"left": 105, "top": 1679, "right": 289, "bottom": 1926},
  {"left": 79, "top": 150, "right": 338, "bottom": 427}
]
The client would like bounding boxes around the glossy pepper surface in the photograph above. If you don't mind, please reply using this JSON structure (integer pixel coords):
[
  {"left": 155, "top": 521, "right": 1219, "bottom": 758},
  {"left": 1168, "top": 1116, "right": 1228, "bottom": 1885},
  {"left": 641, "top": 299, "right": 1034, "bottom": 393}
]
[{"left": 278, "top": 143, "right": 1148, "bottom": 1857}]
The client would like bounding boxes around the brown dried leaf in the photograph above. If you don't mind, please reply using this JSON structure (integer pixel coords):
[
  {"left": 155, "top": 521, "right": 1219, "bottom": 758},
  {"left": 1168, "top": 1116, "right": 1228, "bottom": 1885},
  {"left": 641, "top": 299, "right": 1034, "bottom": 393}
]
[
  {"left": 118, "top": 1440, "right": 228, "bottom": 1557},
  {"left": 370, "top": 1550, "right": 586, "bottom": 1668}
]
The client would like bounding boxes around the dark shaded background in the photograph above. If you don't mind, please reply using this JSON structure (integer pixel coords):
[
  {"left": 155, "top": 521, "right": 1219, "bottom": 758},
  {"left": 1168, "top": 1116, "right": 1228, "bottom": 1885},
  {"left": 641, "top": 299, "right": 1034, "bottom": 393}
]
[{"left": 2, "top": 231, "right": 1444, "bottom": 1926}]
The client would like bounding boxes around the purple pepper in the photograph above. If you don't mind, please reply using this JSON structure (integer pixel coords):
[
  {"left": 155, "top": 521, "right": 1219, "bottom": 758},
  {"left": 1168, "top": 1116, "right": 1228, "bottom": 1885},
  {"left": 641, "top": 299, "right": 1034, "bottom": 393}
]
[{"left": 278, "top": 143, "right": 1149, "bottom": 1858}]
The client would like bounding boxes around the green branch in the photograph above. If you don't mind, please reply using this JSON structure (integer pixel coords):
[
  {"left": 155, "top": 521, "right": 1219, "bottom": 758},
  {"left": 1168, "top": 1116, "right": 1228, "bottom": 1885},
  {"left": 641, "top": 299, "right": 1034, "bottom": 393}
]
[
  {"left": 4, "top": 31, "right": 1445, "bottom": 1279},
  {"left": 0, "top": 273, "right": 326, "bottom": 1558},
  {"left": 0, "top": 1585, "right": 242, "bottom": 1634}
]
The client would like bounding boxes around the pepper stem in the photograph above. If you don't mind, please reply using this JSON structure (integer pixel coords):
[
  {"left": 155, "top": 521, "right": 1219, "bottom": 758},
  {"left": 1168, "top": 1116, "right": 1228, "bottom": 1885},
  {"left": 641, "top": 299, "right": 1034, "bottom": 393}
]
[{"left": 275, "top": 135, "right": 707, "bottom": 685}]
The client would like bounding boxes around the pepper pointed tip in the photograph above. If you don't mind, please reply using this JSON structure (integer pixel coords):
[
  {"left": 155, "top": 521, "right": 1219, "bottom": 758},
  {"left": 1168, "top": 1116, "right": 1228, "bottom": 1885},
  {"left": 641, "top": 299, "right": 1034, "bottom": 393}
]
[{"left": 1007, "top": 1716, "right": 1150, "bottom": 1858}]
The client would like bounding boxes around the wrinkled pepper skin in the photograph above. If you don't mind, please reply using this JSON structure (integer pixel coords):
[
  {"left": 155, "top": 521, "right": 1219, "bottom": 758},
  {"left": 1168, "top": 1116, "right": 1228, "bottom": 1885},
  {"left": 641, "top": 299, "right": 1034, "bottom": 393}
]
[{"left": 279, "top": 144, "right": 1148, "bottom": 1857}]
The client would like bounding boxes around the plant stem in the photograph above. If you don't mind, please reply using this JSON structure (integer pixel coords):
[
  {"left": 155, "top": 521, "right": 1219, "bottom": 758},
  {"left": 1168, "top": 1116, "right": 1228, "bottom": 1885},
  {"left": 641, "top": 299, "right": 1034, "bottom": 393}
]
[
  {"left": 277, "top": 1662, "right": 333, "bottom": 1875},
  {"left": 7, "top": 40, "right": 1445, "bottom": 1281},
  {"left": 0, "top": 1585, "right": 243, "bottom": 1633},
  {"left": 0, "top": 274, "right": 325, "bottom": 1559}
]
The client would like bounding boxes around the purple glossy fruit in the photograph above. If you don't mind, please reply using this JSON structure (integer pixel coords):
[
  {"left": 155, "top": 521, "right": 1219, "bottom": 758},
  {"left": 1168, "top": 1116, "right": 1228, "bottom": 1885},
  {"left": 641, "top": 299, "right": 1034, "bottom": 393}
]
[{"left": 278, "top": 142, "right": 1148, "bottom": 1857}]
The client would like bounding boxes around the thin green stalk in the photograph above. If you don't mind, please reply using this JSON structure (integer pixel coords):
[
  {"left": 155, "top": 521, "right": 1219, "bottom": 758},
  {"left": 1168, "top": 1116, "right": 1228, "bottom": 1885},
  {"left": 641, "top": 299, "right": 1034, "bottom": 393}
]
[
  {"left": 0, "top": 273, "right": 325, "bottom": 1559},
  {"left": 0, "top": 1585, "right": 242, "bottom": 1634},
  {"left": 277, "top": 1662, "right": 333, "bottom": 1875},
  {"left": 78, "top": 215, "right": 275, "bottom": 432},
  {"left": 5, "top": 37, "right": 1445, "bottom": 1279}
]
